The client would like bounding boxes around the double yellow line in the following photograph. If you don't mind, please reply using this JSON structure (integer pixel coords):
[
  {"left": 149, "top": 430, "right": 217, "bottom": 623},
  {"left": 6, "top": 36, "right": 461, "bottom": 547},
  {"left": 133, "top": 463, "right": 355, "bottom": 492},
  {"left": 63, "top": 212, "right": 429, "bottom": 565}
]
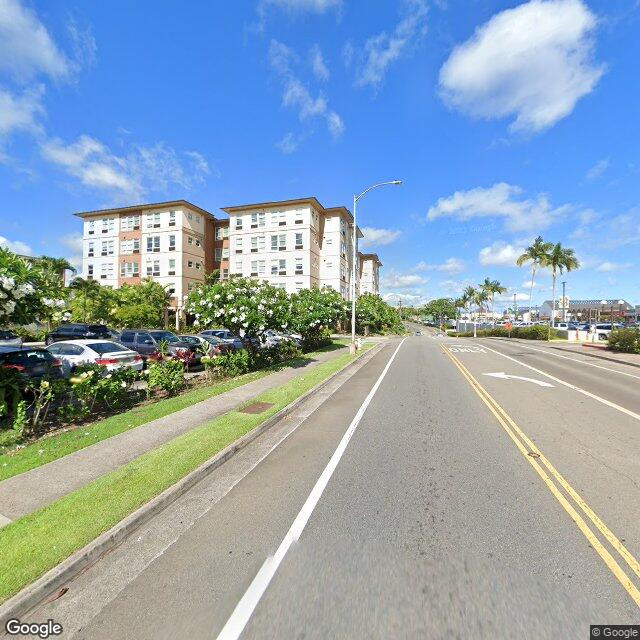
[{"left": 441, "top": 344, "right": 640, "bottom": 608}]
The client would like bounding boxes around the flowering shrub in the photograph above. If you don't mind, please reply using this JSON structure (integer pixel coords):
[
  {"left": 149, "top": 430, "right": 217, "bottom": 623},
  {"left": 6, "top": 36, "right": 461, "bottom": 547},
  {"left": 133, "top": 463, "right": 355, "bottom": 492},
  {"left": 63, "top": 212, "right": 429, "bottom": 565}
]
[
  {"left": 356, "top": 294, "right": 403, "bottom": 334},
  {"left": 187, "top": 277, "right": 292, "bottom": 337},
  {"left": 290, "top": 287, "right": 347, "bottom": 349},
  {"left": 146, "top": 359, "right": 186, "bottom": 396}
]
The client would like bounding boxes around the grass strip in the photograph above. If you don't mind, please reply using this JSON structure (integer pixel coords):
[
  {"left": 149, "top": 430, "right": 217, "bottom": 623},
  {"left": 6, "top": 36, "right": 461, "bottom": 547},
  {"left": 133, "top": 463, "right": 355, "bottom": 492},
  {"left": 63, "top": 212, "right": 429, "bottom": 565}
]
[
  {"left": 0, "top": 344, "right": 372, "bottom": 603},
  {"left": 0, "top": 342, "right": 346, "bottom": 482}
]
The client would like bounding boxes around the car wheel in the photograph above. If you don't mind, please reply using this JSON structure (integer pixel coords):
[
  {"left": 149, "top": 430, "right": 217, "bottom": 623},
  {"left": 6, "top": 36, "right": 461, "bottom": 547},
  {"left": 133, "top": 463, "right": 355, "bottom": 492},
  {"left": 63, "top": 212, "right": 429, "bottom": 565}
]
[{"left": 45, "top": 337, "right": 53, "bottom": 345}]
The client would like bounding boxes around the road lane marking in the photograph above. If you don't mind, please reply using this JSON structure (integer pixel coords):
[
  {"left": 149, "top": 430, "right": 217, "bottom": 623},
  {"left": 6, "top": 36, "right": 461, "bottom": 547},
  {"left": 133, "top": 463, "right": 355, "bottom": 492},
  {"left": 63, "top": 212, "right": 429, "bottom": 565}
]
[
  {"left": 476, "top": 343, "right": 640, "bottom": 423},
  {"left": 441, "top": 345, "right": 640, "bottom": 607},
  {"left": 484, "top": 372, "right": 554, "bottom": 387},
  {"left": 215, "top": 338, "right": 407, "bottom": 640},
  {"left": 488, "top": 340, "right": 640, "bottom": 381}
]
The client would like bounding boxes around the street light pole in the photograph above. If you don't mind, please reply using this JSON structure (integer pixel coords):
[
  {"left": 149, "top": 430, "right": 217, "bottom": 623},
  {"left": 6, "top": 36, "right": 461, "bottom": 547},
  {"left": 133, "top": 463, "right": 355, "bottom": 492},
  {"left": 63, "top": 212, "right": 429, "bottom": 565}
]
[
  {"left": 561, "top": 281, "right": 567, "bottom": 322},
  {"left": 350, "top": 180, "right": 402, "bottom": 354}
]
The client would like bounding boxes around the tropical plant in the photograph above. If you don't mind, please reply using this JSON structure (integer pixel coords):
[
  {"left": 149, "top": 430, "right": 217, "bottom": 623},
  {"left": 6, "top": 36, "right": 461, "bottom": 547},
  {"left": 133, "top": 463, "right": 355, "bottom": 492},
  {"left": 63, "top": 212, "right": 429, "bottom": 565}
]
[
  {"left": 544, "top": 243, "right": 580, "bottom": 330},
  {"left": 481, "top": 278, "right": 507, "bottom": 326},
  {"left": 462, "top": 286, "right": 476, "bottom": 320},
  {"left": 472, "top": 288, "right": 490, "bottom": 337},
  {"left": 289, "top": 287, "right": 348, "bottom": 347},
  {"left": 516, "top": 236, "right": 554, "bottom": 321},
  {"left": 355, "top": 294, "right": 403, "bottom": 334},
  {"left": 69, "top": 277, "right": 102, "bottom": 322},
  {"left": 146, "top": 359, "right": 185, "bottom": 396}
]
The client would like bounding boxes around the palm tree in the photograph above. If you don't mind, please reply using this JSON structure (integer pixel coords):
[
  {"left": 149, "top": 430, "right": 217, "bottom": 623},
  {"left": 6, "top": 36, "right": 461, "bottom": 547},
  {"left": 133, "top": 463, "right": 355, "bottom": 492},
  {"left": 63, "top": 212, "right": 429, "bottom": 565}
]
[
  {"left": 39, "top": 256, "right": 76, "bottom": 280},
  {"left": 473, "top": 288, "right": 490, "bottom": 336},
  {"left": 462, "top": 286, "right": 476, "bottom": 321},
  {"left": 516, "top": 236, "right": 553, "bottom": 321},
  {"left": 69, "top": 277, "right": 101, "bottom": 322},
  {"left": 481, "top": 278, "right": 508, "bottom": 326},
  {"left": 545, "top": 243, "right": 580, "bottom": 330}
]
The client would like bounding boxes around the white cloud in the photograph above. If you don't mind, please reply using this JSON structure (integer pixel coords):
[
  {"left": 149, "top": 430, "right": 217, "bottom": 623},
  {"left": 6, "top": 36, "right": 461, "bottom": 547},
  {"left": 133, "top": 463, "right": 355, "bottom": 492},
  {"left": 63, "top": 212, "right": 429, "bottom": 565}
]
[
  {"left": 595, "top": 261, "right": 632, "bottom": 273},
  {"left": 0, "top": 85, "right": 44, "bottom": 137},
  {"left": 354, "top": 0, "right": 428, "bottom": 90},
  {"left": 41, "top": 135, "right": 211, "bottom": 202},
  {"left": 269, "top": 39, "right": 345, "bottom": 139},
  {"left": 439, "top": 0, "right": 604, "bottom": 133},
  {"left": 427, "top": 182, "right": 569, "bottom": 232},
  {"left": 360, "top": 227, "right": 402, "bottom": 248},
  {"left": 479, "top": 241, "right": 525, "bottom": 267},
  {"left": 275, "top": 132, "right": 301, "bottom": 154},
  {"left": 585, "top": 158, "right": 609, "bottom": 181},
  {"left": 0, "top": 0, "right": 69, "bottom": 81},
  {"left": 310, "top": 44, "right": 329, "bottom": 81},
  {"left": 382, "top": 269, "right": 428, "bottom": 288},
  {"left": 411, "top": 257, "right": 465, "bottom": 274},
  {"left": 383, "top": 291, "right": 427, "bottom": 306},
  {"left": 0, "top": 235, "right": 33, "bottom": 255},
  {"left": 58, "top": 232, "right": 83, "bottom": 271},
  {"left": 259, "top": 0, "right": 342, "bottom": 15}
]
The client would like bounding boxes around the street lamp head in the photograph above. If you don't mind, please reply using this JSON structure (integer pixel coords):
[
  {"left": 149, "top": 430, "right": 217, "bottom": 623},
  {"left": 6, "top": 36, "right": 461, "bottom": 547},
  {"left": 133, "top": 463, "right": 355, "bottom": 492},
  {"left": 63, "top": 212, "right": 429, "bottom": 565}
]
[{"left": 391, "top": 180, "right": 403, "bottom": 185}]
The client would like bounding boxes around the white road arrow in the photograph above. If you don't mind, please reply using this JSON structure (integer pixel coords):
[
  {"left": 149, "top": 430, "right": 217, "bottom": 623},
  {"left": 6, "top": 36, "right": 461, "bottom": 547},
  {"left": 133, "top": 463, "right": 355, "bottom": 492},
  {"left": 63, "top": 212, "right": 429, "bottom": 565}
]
[{"left": 483, "top": 372, "right": 554, "bottom": 387}]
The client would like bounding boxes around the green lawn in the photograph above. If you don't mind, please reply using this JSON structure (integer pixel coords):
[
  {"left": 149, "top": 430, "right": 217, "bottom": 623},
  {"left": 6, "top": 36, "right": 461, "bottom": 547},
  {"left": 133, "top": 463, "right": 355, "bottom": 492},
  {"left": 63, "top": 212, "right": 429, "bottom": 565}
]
[
  {"left": 0, "top": 343, "right": 346, "bottom": 482},
  {"left": 0, "top": 344, "right": 372, "bottom": 604}
]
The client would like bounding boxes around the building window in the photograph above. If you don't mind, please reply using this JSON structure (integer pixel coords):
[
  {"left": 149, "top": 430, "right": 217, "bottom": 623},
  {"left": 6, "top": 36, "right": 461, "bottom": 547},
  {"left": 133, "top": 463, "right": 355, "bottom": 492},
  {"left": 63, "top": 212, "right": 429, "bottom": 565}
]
[
  {"left": 251, "top": 235, "right": 266, "bottom": 252},
  {"left": 122, "top": 214, "right": 140, "bottom": 231},
  {"left": 221, "top": 268, "right": 229, "bottom": 279},
  {"left": 187, "top": 236, "right": 193, "bottom": 245},
  {"left": 195, "top": 238, "right": 201, "bottom": 247},
  {"left": 146, "top": 212, "right": 161, "bottom": 229},
  {"left": 235, "top": 237, "right": 243, "bottom": 253},
  {"left": 341, "top": 265, "right": 347, "bottom": 281},
  {"left": 167, "top": 284, "right": 176, "bottom": 295},
  {"left": 295, "top": 281, "right": 303, "bottom": 291},
  {"left": 168, "top": 259, "right": 176, "bottom": 275},
  {"left": 251, "top": 260, "right": 258, "bottom": 277},
  {"left": 235, "top": 216, "right": 243, "bottom": 230},
  {"left": 87, "top": 220, "right": 95, "bottom": 235},
  {"left": 295, "top": 232, "right": 303, "bottom": 249},
  {"left": 215, "top": 248, "right": 222, "bottom": 261},
  {"left": 87, "top": 242, "right": 94, "bottom": 257},
  {"left": 195, "top": 262, "right": 202, "bottom": 270},
  {"left": 186, "top": 211, "right": 193, "bottom": 221},
  {"left": 251, "top": 212, "right": 266, "bottom": 228},
  {"left": 120, "top": 262, "right": 139, "bottom": 278},
  {"left": 147, "top": 236, "right": 160, "bottom": 252},
  {"left": 169, "top": 211, "right": 176, "bottom": 226},
  {"left": 235, "top": 259, "right": 242, "bottom": 273},
  {"left": 341, "top": 242, "right": 347, "bottom": 257},
  {"left": 188, "top": 260, "right": 194, "bottom": 268},
  {"left": 271, "top": 234, "right": 286, "bottom": 251},
  {"left": 102, "top": 218, "right": 115, "bottom": 233},
  {"left": 87, "top": 264, "right": 94, "bottom": 277},
  {"left": 188, "top": 281, "right": 194, "bottom": 291},
  {"left": 121, "top": 238, "right": 140, "bottom": 254},
  {"left": 222, "top": 247, "right": 229, "bottom": 259},
  {"left": 250, "top": 260, "right": 266, "bottom": 277},
  {"left": 100, "top": 263, "right": 114, "bottom": 279},
  {"left": 169, "top": 235, "right": 176, "bottom": 251},
  {"left": 146, "top": 260, "right": 160, "bottom": 277},
  {"left": 325, "top": 260, "right": 333, "bottom": 269},
  {"left": 195, "top": 214, "right": 201, "bottom": 224},
  {"left": 278, "top": 259, "right": 286, "bottom": 275},
  {"left": 295, "top": 258, "right": 303, "bottom": 275},
  {"left": 101, "top": 240, "right": 114, "bottom": 256},
  {"left": 278, "top": 212, "right": 286, "bottom": 226},
  {"left": 295, "top": 214, "right": 303, "bottom": 224}
]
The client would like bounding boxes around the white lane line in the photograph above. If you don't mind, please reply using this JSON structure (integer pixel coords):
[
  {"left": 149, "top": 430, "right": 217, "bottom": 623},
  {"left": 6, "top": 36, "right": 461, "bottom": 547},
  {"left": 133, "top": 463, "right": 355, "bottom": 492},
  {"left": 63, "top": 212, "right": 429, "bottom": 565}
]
[
  {"left": 480, "top": 343, "right": 640, "bottom": 423},
  {"left": 215, "top": 338, "right": 407, "bottom": 640},
  {"left": 492, "top": 341, "right": 640, "bottom": 381}
]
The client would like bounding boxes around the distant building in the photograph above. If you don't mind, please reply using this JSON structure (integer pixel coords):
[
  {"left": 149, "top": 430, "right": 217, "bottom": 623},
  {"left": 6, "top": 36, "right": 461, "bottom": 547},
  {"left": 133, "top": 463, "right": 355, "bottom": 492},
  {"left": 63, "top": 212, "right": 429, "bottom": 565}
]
[
  {"left": 539, "top": 299, "right": 635, "bottom": 322},
  {"left": 358, "top": 253, "right": 381, "bottom": 295}
]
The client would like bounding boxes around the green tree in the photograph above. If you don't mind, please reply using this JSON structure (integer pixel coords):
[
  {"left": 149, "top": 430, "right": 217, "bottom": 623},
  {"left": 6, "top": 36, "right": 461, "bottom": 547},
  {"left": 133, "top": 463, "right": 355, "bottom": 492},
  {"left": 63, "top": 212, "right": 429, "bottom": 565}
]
[
  {"left": 481, "top": 278, "right": 507, "bottom": 326},
  {"left": 69, "top": 277, "right": 102, "bottom": 322},
  {"left": 290, "top": 287, "right": 348, "bottom": 346},
  {"left": 544, "top": 243, "right": 580, "bottom": 330},
  {"left": 355, "top": 294, "right": 403, "bottom": 334},
  {"left": 516, "top": 236, "right": 554, "bottom": 320},
  {"left": 422, "top": 298, "right": 457, "bottom": 328},
  {"left": 461, "top": 286, "right": 476, "bottom": 321}
]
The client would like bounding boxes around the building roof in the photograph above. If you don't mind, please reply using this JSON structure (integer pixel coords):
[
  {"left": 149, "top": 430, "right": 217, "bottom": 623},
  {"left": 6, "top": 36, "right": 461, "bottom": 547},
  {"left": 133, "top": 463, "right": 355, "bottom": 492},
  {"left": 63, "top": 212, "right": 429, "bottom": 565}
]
[
  {"left": 359, "top": 252, "right": 382, "bottom": 266},
  {"left": 74, "top": 200, "right": 215, "bottom": 219},
  {"left": 542, "top": 299, "right": 635, "bottom": 310}
]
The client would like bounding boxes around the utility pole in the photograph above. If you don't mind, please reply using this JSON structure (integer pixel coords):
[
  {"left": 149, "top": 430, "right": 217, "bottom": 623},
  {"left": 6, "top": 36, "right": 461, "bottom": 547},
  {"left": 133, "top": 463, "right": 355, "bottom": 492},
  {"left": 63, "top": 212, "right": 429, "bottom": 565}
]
[
  {"left": 561, "top": 281, "right": 567, "bottom": 322},
  {"left": 513, "top": 293, "right": 518, "bottom": 321}
]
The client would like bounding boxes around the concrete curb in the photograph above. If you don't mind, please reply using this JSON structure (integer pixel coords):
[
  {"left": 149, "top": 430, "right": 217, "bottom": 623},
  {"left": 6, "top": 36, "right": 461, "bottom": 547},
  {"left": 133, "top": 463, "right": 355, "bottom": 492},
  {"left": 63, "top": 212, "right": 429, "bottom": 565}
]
[
  {"left": 0, "top": 342, "right": 385, "bottom": 626},
  {"left": 483, "top": 337, "right": 640, "bottom": 370}
]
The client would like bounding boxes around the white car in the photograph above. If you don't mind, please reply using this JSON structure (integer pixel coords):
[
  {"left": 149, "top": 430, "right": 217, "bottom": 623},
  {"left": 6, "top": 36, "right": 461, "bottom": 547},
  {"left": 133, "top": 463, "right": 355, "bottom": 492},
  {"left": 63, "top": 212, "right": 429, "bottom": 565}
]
[{"left": 46, "top": 340, "right": 144, "bottom": 374}]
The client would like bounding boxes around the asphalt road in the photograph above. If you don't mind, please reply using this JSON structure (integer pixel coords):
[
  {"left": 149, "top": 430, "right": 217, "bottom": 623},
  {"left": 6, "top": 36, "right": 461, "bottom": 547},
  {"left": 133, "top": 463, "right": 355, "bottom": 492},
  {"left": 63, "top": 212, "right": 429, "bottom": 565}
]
[{"left": 18, "top": 334, "right": 640, "bottom": 639}]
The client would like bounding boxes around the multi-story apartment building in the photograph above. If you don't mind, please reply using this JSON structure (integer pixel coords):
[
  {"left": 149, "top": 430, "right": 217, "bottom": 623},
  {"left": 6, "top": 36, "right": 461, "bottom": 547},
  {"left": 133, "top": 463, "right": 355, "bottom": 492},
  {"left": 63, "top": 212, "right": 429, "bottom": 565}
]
[
  {"left": 76, "top": 200, "right": 215, "bottom": 308},
  {"left": 76, "top": 197, "right": 382, "bottom": 308},
  {"left": 358, "top": 253, "right": 381, "bottom": 295},
  {"left": 217, "top": 197, "right": 363, "bottom": 298}
]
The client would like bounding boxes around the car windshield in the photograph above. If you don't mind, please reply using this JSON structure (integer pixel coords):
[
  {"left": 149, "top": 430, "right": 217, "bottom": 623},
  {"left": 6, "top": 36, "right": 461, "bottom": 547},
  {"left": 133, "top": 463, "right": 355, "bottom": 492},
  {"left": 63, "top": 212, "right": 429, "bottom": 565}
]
[
  {"left": 0, "top": 330, "right": 18, "bottom": 339},
  {"left": 179, "top": 336, "right": 199, "bottom": 344},
  {"left": 89, "top": 342, "right": 130, "bottom": 354},
  {"left": 149, "top": 331, "right": 180, "bottom": 343}
]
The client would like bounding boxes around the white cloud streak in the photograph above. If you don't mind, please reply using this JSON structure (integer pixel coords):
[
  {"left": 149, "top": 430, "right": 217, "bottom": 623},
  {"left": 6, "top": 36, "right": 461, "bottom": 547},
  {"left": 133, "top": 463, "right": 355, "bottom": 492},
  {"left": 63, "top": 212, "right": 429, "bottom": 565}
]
[
  {"left": 479, "top": 241, "right": 526, "bottom": 267},
  {"left": 310, "top": 44, "right": 329, "bottom": 81},
  {"left": 411, "top": 257, "right": 465, "bottom": 274},
  {"left": 0, "top": 235, "right": 33, "bottom": 255},
  {"left": 439, "top": 0, "right": 604, "bottom": 133},
  {"left": 427, "top": 182, "right": 569, "bottom": 233},
  {"left": 360, "top": 227, "right": 402, "bottom": 248}
]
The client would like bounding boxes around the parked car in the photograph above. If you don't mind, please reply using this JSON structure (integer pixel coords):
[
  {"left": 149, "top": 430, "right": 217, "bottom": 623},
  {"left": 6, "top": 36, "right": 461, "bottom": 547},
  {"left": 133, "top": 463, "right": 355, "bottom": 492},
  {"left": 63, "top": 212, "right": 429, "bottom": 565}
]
[
  {"left": 45, "top": 323, "right": 111, "bottom": 345},
  {"left": 46, "top": 340, "right": 143, "bottom": 374},
  {"left": 119, "top": 329, "right": 202, "bottom": 366},
  {"left": 283, "top": 332, "right": 303, "bottom": 347},
  {"left": 0, "top": 329, "right": 22, "bottom": 347},
  {"left": 199, "top": 329, "right": 244, "bottom": 350},
  {"left": 260, "top": 329, "right": 284, "bottom": 348},
  {"left": 0, "top": 346, "right": 65, "bottom": 381},
  {"left": 178, "top": 334, "right": 233, "bottom": 356}
]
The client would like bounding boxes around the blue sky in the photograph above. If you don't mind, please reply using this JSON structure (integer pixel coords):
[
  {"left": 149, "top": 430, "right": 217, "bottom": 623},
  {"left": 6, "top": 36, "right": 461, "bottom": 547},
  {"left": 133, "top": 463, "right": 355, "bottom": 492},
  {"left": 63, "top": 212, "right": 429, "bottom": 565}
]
[{"left": 0, "top": 0, "right": 638, "bottom": 309}]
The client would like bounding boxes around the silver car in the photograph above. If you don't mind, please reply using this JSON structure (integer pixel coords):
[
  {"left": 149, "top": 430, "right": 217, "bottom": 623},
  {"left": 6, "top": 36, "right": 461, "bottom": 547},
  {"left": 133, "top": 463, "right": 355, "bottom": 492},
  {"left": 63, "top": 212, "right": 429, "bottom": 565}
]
[{"left": 0, "top": 330, "right": 22, "bottom": 347}]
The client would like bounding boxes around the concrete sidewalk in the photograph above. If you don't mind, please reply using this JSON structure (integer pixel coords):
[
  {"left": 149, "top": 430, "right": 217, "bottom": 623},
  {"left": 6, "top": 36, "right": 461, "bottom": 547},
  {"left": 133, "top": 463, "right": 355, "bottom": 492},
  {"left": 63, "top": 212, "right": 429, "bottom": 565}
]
[{"left": 0, "top": 346, "right": 352, "bottom": 525}]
